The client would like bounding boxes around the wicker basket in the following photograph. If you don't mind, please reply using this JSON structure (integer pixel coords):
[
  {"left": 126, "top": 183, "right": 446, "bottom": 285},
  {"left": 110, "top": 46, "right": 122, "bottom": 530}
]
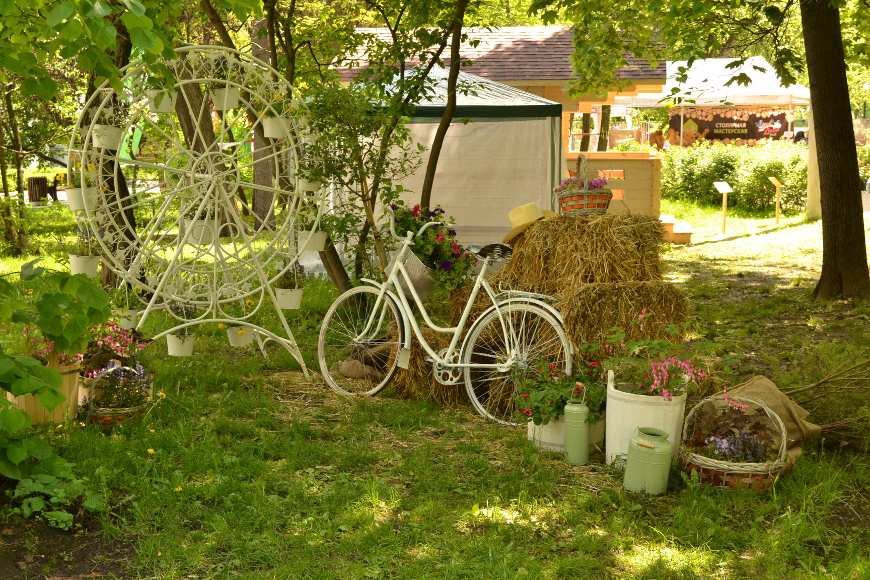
[
  {"left": 85, "top": 364, "right": 152, "bottom": 428},
  {"left": 558, "top": 155, "right": 613, "bottom": 216},
  {"left": 680, "top": 395, "right": 788, "bottom": 490}
]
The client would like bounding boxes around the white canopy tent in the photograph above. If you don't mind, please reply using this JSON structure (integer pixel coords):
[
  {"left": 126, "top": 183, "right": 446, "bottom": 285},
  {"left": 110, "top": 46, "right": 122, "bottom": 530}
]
[
  {"left": 613, "top": 56, "right": 810, "bottom": 108},
  {"left": 392, "top": 67, "right": 564, "bottom": 245}
]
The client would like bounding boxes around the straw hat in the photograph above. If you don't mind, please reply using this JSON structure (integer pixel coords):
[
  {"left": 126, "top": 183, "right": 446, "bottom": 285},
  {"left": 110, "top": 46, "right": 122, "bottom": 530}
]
[{"left": 502, "top": 202, "right": 557, "bottom": 243}]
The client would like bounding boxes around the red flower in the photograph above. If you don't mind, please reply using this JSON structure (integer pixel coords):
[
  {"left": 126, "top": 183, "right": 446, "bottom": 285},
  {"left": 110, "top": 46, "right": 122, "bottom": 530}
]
[{"left": 589, "top": 362, "right": 600, "bottom": 367}]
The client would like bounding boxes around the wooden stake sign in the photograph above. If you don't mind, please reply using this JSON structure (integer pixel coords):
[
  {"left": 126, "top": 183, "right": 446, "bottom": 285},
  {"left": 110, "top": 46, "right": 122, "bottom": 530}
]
[
  {"left": 714, "top": 181, "right": 733, "bottom": 234},
  {"left": 768, "top": 176, "right": 782, "bottom": 224}
]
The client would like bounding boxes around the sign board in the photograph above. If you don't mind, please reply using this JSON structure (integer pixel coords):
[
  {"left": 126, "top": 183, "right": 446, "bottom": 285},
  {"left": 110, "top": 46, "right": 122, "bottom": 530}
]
[
  {"left": 670, "top": 110, "right": 788, "bottom": 141},
  {"left": 713, "top": 182, "right": 733, "bottom": 194}
]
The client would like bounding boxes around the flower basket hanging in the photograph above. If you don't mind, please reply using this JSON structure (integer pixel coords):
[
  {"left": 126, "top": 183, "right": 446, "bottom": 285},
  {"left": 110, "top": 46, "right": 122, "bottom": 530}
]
[
  {"left": 556, "top": 155, "right": 613, "bottom": 216},
  {"left": 680, "top": 394, "right": 788, "bottom": 490}
]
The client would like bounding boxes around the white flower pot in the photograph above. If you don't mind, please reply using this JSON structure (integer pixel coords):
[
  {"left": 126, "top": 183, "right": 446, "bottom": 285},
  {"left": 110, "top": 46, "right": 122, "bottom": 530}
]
[
  {"left": 118, "top": 309, "right": 138, "bottom": 330},
  {"left": 527, "top": 417, "right": 566, "bottom": 452},
  {"left": 275, "top": 288, "right": 304, "bottom": 309},
  {"left": 146, "top": 89, "right": 178, "bottom": 113},
  {"left": 184, "top": 219, "right": 219, "bottom": 245},
  {"left": 92, "top": 124, "right": 125, "bottom": 149},
  {"left": 66, "top": 187, "right": 98, "bottom": 212},
  {"left": 211, "top": 87, "right": 240, "bottom": 110},
  {"left": 296, "top": 178, "right": 321, "bottom": 192},
  {"left": 69, "top": 254, "right": 100, "bottom": 278},
  {"left": 227, "top": 326, "right": 254, "bottom": 347},
  {"left": 262, "top": 116, "right": 291, "bottom": 139},
  {"left": 300, "top": 229, "right": 328, "bottom": 252},
  {"left": 167, "top": 333, "right": 196, "bottom": 356}
]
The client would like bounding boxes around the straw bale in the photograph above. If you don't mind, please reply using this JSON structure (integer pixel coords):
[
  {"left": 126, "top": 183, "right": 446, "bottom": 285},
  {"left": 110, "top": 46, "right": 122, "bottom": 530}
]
[
  {"left": 388, "top": 328, "right": 469, "bottom": 406},
  {"left": 558, "top": 281, "right": 689, "bottom": 350}
]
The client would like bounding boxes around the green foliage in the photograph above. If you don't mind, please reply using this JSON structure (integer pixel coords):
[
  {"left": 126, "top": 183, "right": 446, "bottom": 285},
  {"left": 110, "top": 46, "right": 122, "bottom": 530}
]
[
  {"left": 8, "top": 467, "right": 107, "bottom": 530},
  {"left": 661, "top": 142, "right": 808, "bottom": 213},
  {"left": 857, "top": 144, "right": 870, "bottom": 183},
  {"left": 513, "top": 361, "right": 606, "bottom": 425}
]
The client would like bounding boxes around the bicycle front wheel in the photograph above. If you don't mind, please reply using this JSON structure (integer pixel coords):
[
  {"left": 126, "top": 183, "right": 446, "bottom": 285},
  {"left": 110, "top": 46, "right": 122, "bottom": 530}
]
[
  {"left": 318, "top": 286, "right": 402, "bottom": 396},
  {"left": 461, "top": 303, "right": 571, "bottom": 425}
]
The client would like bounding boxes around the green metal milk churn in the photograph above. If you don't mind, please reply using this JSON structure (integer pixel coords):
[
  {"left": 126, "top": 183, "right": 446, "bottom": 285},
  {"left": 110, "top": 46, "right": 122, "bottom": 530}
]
[
  {"left": 563, "top": 399, "right": 590, "bottom": 465},
  {"left": 623, "top": 427, "right": 672, "bottom": 495}
]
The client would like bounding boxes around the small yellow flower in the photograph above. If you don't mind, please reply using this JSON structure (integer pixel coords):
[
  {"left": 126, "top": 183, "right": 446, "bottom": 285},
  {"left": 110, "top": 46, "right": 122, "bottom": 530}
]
[
  {"left": 237, "top": 329, "right": 247, "bottom": 335},
  {"left": 174, "top": 486, "right": 182, "bottom": 492},
  {"left": 245, "top": 299, "right": 255, "bottom": 307},
  {"left": 134, "top": 285, "right": 142, "bottom": 293},
  {"left": 218, "top": 323, "right": 225, "bottom": 329},
  {"left": 157, "top": 392, "right": 166, "bottom": 399},
  {"left": 147, "top": 448, "right": 155, "bottom": 454}
]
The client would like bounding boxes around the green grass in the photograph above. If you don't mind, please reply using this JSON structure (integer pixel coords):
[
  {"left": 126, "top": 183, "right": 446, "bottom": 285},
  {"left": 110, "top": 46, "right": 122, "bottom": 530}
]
[{"left": 3, "top": 205, "right": 870, "bottom": 579}]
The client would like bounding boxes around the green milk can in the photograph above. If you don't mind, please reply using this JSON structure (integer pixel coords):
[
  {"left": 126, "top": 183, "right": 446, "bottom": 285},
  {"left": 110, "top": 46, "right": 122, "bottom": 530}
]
[
  {"left": 563, "top": 399, "right": 590, "bottom": 465},
  {"left": 623, "top": 427, "right": 672, "bottom": 495}
]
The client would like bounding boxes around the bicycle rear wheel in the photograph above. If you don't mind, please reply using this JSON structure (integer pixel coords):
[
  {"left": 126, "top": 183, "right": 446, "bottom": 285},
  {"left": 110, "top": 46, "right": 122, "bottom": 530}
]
[
  {"left": 461, "top": 302, "right": 571, "bottom": 425},
  {"left": 318, "top": 286, "right": 402, "bottom": 396}
]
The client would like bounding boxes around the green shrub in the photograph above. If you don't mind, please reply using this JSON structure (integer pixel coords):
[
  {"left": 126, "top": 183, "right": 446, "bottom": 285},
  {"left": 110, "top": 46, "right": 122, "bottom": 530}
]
[
  {"left": 857, "top": 145, "right": 870, "bottom": 183},
  {"left": 661, "top": 142, "right": 808, "bottom": 213}
]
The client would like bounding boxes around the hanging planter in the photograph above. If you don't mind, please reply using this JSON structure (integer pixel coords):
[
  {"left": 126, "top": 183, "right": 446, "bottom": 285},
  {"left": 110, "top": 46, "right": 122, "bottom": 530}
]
[
  {"left": 118, "top": 309, "right": 138, "bottom": 330},
  {"left": 390, "top": 252, "right": 436, "bottom": 300},
  {"left": 262, "top": 116, "right": 291, "bottom": 139},
  {"left": 66, "top": 187, "right": 98, "bottom": 212},
  {"left": 145, "top": 89, "right": 178, "bottom": 114},
  {"left": 296, "top": 178, "right": 321, "bottom": 192},
  {"left": 184, "top": 219, "right": 219, "bottom": 245},
  {"left": 227, "top": 326, "right": 255, "bottom": 347},
  {"left": 300, "top": 229, "right": 328, "bottom": 252},
  {"left": 275, "top": 288, "right": 304, "bottom": 310},
  {"left": 167, "top": 333, "right": 196, "bottom": 356},
  {"left": 211, "top": 87, "right": 240, "bottom": 110},
  {"left": 69, "top": 254, "right": 101, "bottom": 278},
  {"left": 92, "top": 124, "right": 125, "bottom": 150}
]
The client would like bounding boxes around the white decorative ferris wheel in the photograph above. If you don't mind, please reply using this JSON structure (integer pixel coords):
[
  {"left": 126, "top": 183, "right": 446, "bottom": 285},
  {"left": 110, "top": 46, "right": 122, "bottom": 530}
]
[{"left": 67, "top": 45, "right": 327, "bottom": 376}]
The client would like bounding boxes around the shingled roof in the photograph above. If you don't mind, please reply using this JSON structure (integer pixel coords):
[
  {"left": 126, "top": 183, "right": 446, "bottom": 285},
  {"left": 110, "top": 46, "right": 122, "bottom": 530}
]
[{"left": 337, "top": 27, "right": 666, "bottom": 85}]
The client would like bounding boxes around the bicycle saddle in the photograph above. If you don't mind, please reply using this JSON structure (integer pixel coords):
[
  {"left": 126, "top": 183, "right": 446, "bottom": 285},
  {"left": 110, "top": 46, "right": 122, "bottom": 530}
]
[{"left": 467, "top": 243, "right": 513, "bottom": 262}]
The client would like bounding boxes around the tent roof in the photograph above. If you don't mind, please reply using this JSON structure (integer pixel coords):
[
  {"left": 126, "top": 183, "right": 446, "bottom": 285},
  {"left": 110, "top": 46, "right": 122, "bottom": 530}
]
[
  {"left": 613, "top": 56, "right": 810, "bottom": 108},
  {"left": 407, "top": 66, "right": 562, "bottom": 118}
]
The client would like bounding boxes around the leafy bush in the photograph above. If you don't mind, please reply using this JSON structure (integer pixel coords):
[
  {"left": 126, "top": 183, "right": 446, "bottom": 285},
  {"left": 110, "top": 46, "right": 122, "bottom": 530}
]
[
  {"left": 611, "top": 139, "right": 656, "bottom": 152},
  {"left": 661, "top": 142, "right": 808, "bottom": 213},
  {"left": 857, "top": 145, "right": 870, "bottom": 183}
]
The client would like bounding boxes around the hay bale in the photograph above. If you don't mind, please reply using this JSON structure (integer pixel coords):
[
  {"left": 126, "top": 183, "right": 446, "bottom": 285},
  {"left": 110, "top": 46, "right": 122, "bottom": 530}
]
[
  {"left": 557, "top": 281, "right": 689, "bottom": 350},
  {"left": 388, "top": 328, "right": 469, "bottom": 406}
]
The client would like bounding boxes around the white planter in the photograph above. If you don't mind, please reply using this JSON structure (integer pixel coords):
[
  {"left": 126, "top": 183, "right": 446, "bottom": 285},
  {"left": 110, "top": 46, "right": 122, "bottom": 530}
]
[
  {"left": 262, "top": 116, "right": 291, "bottom": 139},
  {"left": 300, "top": 229, "right": 328, "bottom": 252},
  {"left": 227, "top": 326, "right": 254, "bottom": 347},
  {"left": 527, "top": 417, "right": 565, "bottom": 452},
  {"left": 211, "top": 87, "right": 239, "bottom": 110},
  {"left": 66, "top": 187, "right": 98, "bottom": 212},
  {"left": 92, "top": 124, "right": 125, "bottom": 149},
  {"left": 184, "top": 219, "right": 219, "bottom": 245},
  {"left": 69, "top": 254, "right": 100, "bottom": 278},
  {"left": 167, "top": 333, "right": 196, "bottom": 356},
  {"left": 146, "top": 89, "right": 178, "bottom": 113},
  {"left": 118, "top": 309, "right": 138, "bottom": 330},
  {"left": 275, "top": 288, "right": 304, "bottom": 309},
  {"left": 390, "top": 252, "right": 436, "bottom": 300},
  {"left": 605, "top": 373, "right": 687, "bottom": 466},
  {"left": 296, "top": 178, "right": 321, "bottom": 192}
]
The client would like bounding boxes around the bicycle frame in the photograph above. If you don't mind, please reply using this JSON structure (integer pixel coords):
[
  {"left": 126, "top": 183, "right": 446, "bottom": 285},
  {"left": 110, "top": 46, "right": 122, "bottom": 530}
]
[{"left": 358, "top": 229, "right": 565, "bottom": 372}]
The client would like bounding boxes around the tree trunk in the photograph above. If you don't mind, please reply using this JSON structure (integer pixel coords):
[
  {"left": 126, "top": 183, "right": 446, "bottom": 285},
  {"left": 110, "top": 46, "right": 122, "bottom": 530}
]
[
  {"left": 580, "top": 113, "right": 591, "bottom": 152},
  {"left": 418, "top": 0, "right": 470, "bottom": 211},
  {"left": 0, "top": 106, "right": 20, "bottom": 252},
  {"left": 2, "top": 91, "right": 27, "bottom": 252},
  {"left": 800, "top": 0, "right": 870, "bottom": 299},
  {"left": 252, "top": 18, "right": 275, "bottom": 230},
  {"left": 597, "top": 105, "right": 611, "bottom": 151}
]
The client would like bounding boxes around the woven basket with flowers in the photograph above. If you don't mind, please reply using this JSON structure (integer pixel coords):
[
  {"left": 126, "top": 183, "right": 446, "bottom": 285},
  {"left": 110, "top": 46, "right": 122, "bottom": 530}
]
[
  {"left": 680, "top": 394, "right": 787, "bottom": 490},
  {"left": 555, "top": 154, "right": 613, "bottom": 216}
]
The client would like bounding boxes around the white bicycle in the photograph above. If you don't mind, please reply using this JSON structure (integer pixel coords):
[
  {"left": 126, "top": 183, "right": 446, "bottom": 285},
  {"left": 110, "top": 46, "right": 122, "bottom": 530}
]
[{"left": 317, "top": 215, "right": 572, "bottom": 425}]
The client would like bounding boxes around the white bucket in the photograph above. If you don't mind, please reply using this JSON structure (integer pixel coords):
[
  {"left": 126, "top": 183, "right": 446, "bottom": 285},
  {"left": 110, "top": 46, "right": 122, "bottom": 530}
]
[
  {"left": 275, "top": 288, "right": 304, "bottom": 309},
  {"left": 527, "top": 417, "right": 565, "bottom": 452},
  {"left": 604, "top": 370, "right": 686, "bottom": 466},
  {"left": 167, "top": 333, "right": 196, "bottom": 356}
]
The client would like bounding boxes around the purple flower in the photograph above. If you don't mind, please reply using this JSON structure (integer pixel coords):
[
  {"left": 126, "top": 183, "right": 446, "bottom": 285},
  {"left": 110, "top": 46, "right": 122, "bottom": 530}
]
[
  {"left": 390, "top": 204, "right": 399, "bottom": 210},
  {"left": 448, "top": 229, "right": 456, "bottom": 236},
  {"left": 439, "top": 260, "right": 453, "bottom": 271}
]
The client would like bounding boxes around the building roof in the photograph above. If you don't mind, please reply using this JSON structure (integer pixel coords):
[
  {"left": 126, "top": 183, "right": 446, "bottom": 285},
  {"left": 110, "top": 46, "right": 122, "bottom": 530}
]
[
  {"left": 401, "top": 66, "right": 562, "bottom": 118},
  {"left": 338, "top": 27, "right": 666, "bottom": 85}
]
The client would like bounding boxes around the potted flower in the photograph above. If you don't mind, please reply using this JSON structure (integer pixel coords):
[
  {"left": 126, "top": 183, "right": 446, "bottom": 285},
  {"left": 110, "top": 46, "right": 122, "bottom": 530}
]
[
  {"left": 388, "top": 201, "right": 477, "bottom": 296},
  {"left": 209, "top": 56, "right": 241, "bottom": 111},
  {"left": 166, "top": 302, "right": 198, "bottom": 356},
  {"left": 223, "top": 298, "right": 256, "bottom": 347},
  {"left": 181, "top": 204, "right": 220, "bottom": 245},
  {"left": 68, "top": 228, "right": 102, "bottom": 278},
  {"left": 555, "top": 154, "right": 612, "bottom": 216},
  {"left": 514, "top": 363, "right": 606, "bottom": 452},
  {"left": 680, "top": 394, "right": 787, "bottom": 490},
  {"left": 86, "top": 362, "right": 153, "bottom": 427},
  {"left": 273, "top": 263, "right": 305, "bottom": 310},
  {"left": 144, "top": 77, "right": 178, "bottom": 114},
  {"left": 65, "top": 152, "right": 98, "bottom": 212},
  {"left": 297, "top": 207, "right": 327, "bottom": 252},
  {"left": 594, "top": 310, "right": 707, "bottom": 466},
  {"left": 91, "top": 104, "right": 127, "bottom": 150},
  {"left": 79, "top": 322, "right": 152, "bottom": 412},
  {"left": 260, "top": 95, "right": 296, "bottom": 139}
]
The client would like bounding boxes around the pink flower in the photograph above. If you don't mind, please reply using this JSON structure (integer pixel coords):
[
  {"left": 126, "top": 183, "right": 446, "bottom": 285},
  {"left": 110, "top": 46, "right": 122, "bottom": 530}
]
[
  {"left": 520, "top": 393, "right": 530, "bottom": 398},
  {"left": 523, "top": 409, "right": 533, "bottom": 416},
  {"left": 589, "top": 362, "right": 600, "bottom": 368},
  {"left": 436, "top": 233, "right": 444, "bottom": 242}
]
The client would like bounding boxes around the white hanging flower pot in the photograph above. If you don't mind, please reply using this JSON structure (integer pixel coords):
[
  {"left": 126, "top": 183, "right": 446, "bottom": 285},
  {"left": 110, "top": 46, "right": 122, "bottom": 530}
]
[
  {"left": 227, "top": 326, "right": 254, "bottom": 347},
  {"left": 262, "top": 117, "right": 291, "bottom": 139},
  {"left": 184, "top": 219, "right": 219, "bottom": 245},
  {"left": 300, "top": 230, "right": 328, "bottom": 252},
  {"left": 211, "top": 87, "right": 240, "bottom": 110},
  {"left": 69, "top": 254, "right": 101, "bottom": 278},
  {"left": 275, "top": 288, "right": 304, "bottom": 310},
  {"left": 167, "top": 333, "right": 196, "bottom": 356},
  {"left": 66, "top": 187, "right": 98, "bottom": 212},
  {"left": 92, "top": 124, "right": 125, "bottom": 149},
  {"left": 145, "top": 89, "right": 178, "bottom": 113},
  {"left": 296, "top": 178, "right": 321, "bottom": 192},
  {"left": 118, "top": 309, "right": 138, "bottom": 330}
]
